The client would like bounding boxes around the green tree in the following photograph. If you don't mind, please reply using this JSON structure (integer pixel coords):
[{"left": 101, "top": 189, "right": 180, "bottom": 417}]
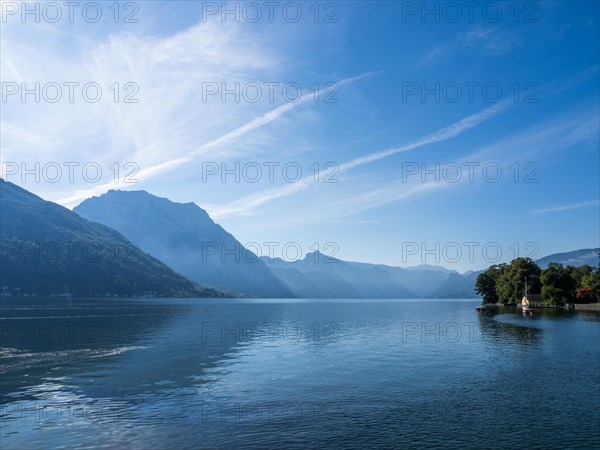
[
  {"left": 475, "top": 264, "right": 506, "bottom": 304},
  {"left": 496, "top": 258, "right": 541, "bottom": 304},
  {"left": 565, "top": 264, "right": 593, "bottom": 289},
  {"left": 581, "top": 267, "right": 600, "bottom": 294},
  {"left": 540, "top": 262, "right": 577, "bottom": 306}
]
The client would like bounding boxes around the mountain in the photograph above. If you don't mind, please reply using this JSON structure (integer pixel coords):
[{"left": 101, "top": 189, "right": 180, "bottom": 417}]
[
  {"left": 356, "top": 263, "right": 455, "bottom": 298},
  {"left": 535, "top": 248, "right": 599, "bottom": 269},
  {"left": 262, "top": 252, "right": 419, "bottom": 298},
  {"left": 74, "top": 190, "right": 292, "bottom": 298},
  {"left": 428, "top": 272, "right": 480, "bottom": 298},
  {"left": 5, "top": 180, "right": 595, "bottom": 299},
  {"left": 262, "top": 253, "right": 473, "bottom": 299},
  {"left": 0, "top": 179, "right": 222, "bottom": 298},
  {"left": 264, "top": 248, "right": 600, "bottom": 299}
]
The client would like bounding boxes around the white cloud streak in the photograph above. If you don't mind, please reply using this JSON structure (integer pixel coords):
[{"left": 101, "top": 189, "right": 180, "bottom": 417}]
[
  {"left": 54, "top": 72, "right": 374, "bottom": 206},
  {"left": 531, "top": 200, "right": 600, "bottom": 215},
  {"left": 234, "top": 104, "right": 599, "bottom": 232},
  {"left": 209, "top": 98, "right": 513, "bottom": 218},
  {"left": 1, "top": 14, "right": 283, "bottom": 204}
]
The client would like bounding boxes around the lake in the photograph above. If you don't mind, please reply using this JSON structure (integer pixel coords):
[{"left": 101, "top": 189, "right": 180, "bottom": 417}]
[{"left": 1, "top": 298, "right": 599, "bottom": 449}]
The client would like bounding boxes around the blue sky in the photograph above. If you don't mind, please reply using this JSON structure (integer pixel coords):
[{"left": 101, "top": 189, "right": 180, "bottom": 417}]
[{"left": 1, "top": 1, "right": 598, "bottom": 271}]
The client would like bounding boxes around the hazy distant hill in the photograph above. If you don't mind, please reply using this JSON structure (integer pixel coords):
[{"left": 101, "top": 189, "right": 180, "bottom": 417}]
[
  {"left": 0, "top": 179, "right": 221, "bottom": 298},
  {"left": 263, "top": 252, "right": 423, "bottom": 298},
  {"left": 75, "top": 190, "right": 292, "bottom": 298},
  {"left": 265, "top": 249, "right": 599, "bottom": 299},
  {"left": 535, "top": 248, "right": 599, "bottom": 269},
  {"left": 428, "top": 272, "right": 480, "bottom": 298},
  {"left": 352, "top": 263, "right": 455, "bottom": 298}
]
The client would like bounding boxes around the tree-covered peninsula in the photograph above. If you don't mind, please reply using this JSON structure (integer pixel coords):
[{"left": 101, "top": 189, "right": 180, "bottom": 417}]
[{"left": 475, "top": 256, "right": 600, "bottom": 306}]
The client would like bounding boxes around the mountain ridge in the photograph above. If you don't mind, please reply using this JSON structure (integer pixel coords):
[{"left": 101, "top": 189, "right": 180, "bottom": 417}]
[
  {"left": 0, "top": 179, "right": 223, "bottom": 298},
  {"left": 5, "top": 181, "right": 596, "bottom": 299},
  {"left": 74, "top": 189, "right": 293, "bottom": 298},
  {"left": 262, "top": 248, "right": 599, "bottom": 299}
]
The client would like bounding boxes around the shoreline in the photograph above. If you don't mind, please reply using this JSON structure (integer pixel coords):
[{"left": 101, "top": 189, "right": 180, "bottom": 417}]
[
  {"left": 573, "top": 303, "right": 600, "bottom": 312},
  {"left": 479, "top": 303, "right": 600, "bottom": 312}
]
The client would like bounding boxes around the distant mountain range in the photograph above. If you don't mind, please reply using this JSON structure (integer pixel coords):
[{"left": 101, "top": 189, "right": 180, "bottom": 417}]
[
  {"left": 75, "top": 190, "right": 292, "bottom": 298},
  {"left": 2, "top": 180, "right": 597, "bottom": 299},
  {"left": 262, "top": 249, "right": 599, "bottom": 299},
  {"left": 259, "top": 258, "right": 447, "bottom": 299},
  {"left": 0, "top": 179, "right": 222, "bottom": 298},
  {"left": 261, "top": 254, "right": 462, "bottom": 298},
  {"left": 73, "top": 189, "right": 599, "bottom": 299},
  {"left": 261, "top": 252, "right": 418, "bottom": 298}
]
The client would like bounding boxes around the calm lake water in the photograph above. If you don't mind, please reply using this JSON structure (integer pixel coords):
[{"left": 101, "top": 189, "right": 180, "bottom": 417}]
[{"left": 1, "top": 298, "right": 599, "bottom": 449}]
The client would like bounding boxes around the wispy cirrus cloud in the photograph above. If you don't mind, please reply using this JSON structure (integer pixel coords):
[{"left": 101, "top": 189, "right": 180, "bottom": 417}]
[
  {"left": 236, "top": 103, "right": 599, "bottom": 232},
  {"left": 418, "top": 25, "right": 523, "bottom": 66},
  {"left": 458, "top": 25, "right": 523, "bottom": 55},
  {"left": 321, "top": 108, "right": 599, "bottom": 220},
  {"left": 2, "top": 10, "right": 343, "bottom": 205},
  {"left": 209, "top": 98, "right": 514, "bottom": 218},
  {"left": 209, "top": 65, "right": 599, "bottom": 220},
  {"left": 530, "top": 200, "right": 600, "bottom": 215},
  {"left": 54, "top": 72, "right": 374, "bottom": 206},
  {"left": 2, "top": 8, "right": 375, "bottom": 208}
]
